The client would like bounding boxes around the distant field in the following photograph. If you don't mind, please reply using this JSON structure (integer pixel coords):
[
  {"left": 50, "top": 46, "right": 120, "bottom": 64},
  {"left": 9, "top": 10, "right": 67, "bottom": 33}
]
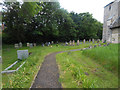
[{"left": 56, "top": 44, "right": 118, "bottom": 88}]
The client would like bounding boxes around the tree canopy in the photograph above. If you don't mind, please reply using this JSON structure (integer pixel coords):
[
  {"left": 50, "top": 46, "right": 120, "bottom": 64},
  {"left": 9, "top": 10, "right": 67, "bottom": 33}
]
[{"left": 2, "top": 2, "right": 103, "bottom": 44}]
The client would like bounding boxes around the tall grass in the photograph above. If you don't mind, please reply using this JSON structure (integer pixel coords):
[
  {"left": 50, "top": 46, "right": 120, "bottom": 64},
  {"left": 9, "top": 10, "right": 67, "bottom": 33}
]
[{"left": 82, "top": 44, "right": 118, "bottom": 74}]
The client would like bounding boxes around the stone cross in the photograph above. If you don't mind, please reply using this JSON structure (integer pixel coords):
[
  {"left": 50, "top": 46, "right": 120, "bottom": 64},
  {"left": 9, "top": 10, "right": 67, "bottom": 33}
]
[
  {"left": 19, "top": 42, "right": 22, "bottom": 48},
  {"left": 83, "top": 39, "right": 85, "bottom": 43},
  {"left": 27, "top": 43, "right": 30, "bottom": 47},
  {"left": 15, "top": 44, "right": 19, "bottom": 49},
  {"left": 77, "top": 40, "right": 79, "bottom": 45}
]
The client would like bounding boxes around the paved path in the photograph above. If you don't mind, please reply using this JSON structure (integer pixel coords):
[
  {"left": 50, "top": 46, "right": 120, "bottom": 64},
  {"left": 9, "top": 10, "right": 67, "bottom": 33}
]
[
  {"left": 31, "top": 49, "right": 83, "bottom": 88},
  {"left": 31, "top": 51, "right": 63, "bottom": 88}
]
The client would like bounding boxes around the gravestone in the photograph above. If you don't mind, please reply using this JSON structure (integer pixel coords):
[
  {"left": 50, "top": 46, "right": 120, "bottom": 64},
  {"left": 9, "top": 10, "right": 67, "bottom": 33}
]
[
  {"left": 51, "top": 41, "right": 54, "bottom": 44},
  {"left": 89, "top": 39, "right": 91, "bottom": 43},
  {"left": 97, "top": 39, "right": 100, "bottom": 43},
  {"left": 17, "top": 50, "right": 28, "bottom": 60},
  {"left": 69, "top": 40, "right": 72, "bottom": 46},
  {"left": 33, "top": 43, "right": 36, "bottom": 47},
  {"left": 27, "top": 43, "right": 30, "bottom": 47},
  {"left": 19, "top": 42, "right": 22, "bottom": 48},
  {"left": 92, "top": 39, "right": 94, "bottom": 43},
  {"left": 77, "top": 40, "right": 79, "bottom": 45},
  {"left": 30, "top": 43, "right": 33, "bottom": 48},
  {"left": 42, "top": 43, "right": 44, "bottom": 47},
  {"left": 83, "top": 39, "right": 85, "bottom": 43},
  {"left": 15, "top": 44, "right": 19, "bottom": 49},
  {"left": 72, "top": 40, "right": 75, "bottom": 46},
  {"left": 65, "top": 42, "right": 68, "bottom": 46}
]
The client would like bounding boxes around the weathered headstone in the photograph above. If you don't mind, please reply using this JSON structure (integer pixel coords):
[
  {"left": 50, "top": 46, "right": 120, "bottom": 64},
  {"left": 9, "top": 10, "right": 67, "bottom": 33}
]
[
  {"left": 15, "top": 44, "right": 19, "bottom": 49},
  {"left": 92, "top": 39, "right": 95, "bottom": 43},
  {"left": 19, "top": 42, "right": 22, "bottom": 48},
  {"left": 30, "top": 43, "right": 33, "bottom": 48},
  {"left": 83, "top": 39, "right": 85, "bottom": 43},
  {"left": 69, "top": 40, "right": 72, "bottom": 46},
  {"left": 51, "top": 41, "right": 54, "bottom": 44},
  {"left": 97, "top": 39, "right": 100, "bottom": 43},
  {"left": 33, "top": 43, "right": 36, "bottom": 47},
  {"left": 77, "top": 40, "right": 79, "bottom": 45},
  {"left": 27, "top": 43, "right": 30, "bottom": 47},
  {"left": 65, "top": 42, "right": 68, "bottom": 46},
  {"left": 17, "top": 50, "right": 28, "bottom": 60},
  {"left": 72, "top": 40, "right": 75, "bottom": 46},
  {"left": 89, "top": 39, "right": 91, "bottom": 43},
  {"left": 42, "top": 43, "right": 44, "bottom": 47}
]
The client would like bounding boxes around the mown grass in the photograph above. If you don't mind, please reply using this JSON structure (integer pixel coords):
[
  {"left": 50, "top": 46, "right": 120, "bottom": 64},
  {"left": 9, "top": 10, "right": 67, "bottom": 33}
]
[
  {"left": 2, "top": 42, "right": 92, "bottom": 88},
  {"left": 56, "top": 44, "right": 118, "bottom": 88}
]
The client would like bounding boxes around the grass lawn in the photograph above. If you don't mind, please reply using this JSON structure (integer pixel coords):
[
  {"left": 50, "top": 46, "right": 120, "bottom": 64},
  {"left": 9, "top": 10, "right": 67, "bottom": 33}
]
[
  {"left": 56, "top": 44, "right": 118, "bottom": 88},
  {"left": 2, "top": 42, "right": 93, "bottom": 88}
]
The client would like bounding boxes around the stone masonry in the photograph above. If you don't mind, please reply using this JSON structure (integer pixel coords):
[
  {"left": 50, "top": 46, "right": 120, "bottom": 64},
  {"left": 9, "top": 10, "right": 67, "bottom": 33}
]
[{"left": 103, "top": 0, "right": 120, "bottom": 43}]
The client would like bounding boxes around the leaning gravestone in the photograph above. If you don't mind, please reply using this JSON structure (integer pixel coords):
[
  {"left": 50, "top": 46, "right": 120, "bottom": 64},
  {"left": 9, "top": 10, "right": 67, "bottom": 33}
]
[
  {"left": 30, "top": 43, "right": 33, "bottom": 48},
  {"left": 83, "top": 39, "right": 85, "bottom": 43},
  {"left": 27, "top": 43, "right": 30, "bottom": 47},
  {"left": 17, "top": 50, "right": 28, "bottom": 60},
  {"left": 19, "top": 42, "right": 22, "bottom": 48},
  {"left": 92, "top": 39, "right": 94, "bottom": 43},
  {"left": 15, "top": 44, "right": 19, "bottom": 49}
]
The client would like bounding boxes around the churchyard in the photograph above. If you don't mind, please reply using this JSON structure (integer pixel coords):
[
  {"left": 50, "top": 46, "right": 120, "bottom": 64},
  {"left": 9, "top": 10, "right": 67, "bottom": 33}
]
[{"left": 2, "top": 40, "right": 118, "bottom": 88}]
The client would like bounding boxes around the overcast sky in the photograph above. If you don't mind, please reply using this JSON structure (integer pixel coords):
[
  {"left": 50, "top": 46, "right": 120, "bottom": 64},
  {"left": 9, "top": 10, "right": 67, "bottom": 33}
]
[
  {"left": 0, "top": 0, "right": 114, "bottom": 23},
  {"left": 59, "top": 0, "right": 114, "bottom": 23}
]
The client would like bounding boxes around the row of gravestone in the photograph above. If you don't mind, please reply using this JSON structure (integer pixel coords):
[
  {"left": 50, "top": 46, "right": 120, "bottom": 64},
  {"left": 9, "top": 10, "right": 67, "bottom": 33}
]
[
  {"left": 64, "top": 39, "right": 101, "bottom": 46},
  {"left": 14, "top": 42, "right": 36, "bottom": 49}
]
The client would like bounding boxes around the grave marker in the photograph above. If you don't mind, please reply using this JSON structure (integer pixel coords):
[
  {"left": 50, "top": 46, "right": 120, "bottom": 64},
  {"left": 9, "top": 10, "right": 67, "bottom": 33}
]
[
  {"left": 89, "top": 39, "right": 91, "bottom": 43},
  {"left": 30, "top": 43, "right": 33, "bottom": 48},
  {"left": 72, "top": 40, "right": 75, "bottom": 46},
  {"left": 92, "top": 39, "right": 94, "bottom": 43},
  {"left": 77, "top": 40, "right": 79, "bottom": 45},
  {"left": 83, "top": 39, "right": 85, "bottom": 43},
  {"left": 15, "top": 44, "right": 19, "bottom": 49},
  {"left": 27, "top": 43, "right": 30, "bottom": 47},
  {"left": 69, "top": 40, "right": 72, "bottom": 46},
  {"left": 17, "top": 50, "right": 28, "bottom": 60},
  {"left": 19, "top": 42, "right": 22, "bottom": 48}
]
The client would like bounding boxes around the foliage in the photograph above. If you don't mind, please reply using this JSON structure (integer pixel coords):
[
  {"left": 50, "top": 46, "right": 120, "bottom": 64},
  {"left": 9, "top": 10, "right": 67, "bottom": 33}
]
[{"left": 2, "top": 2, "right": 103, "bottom": 44}]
